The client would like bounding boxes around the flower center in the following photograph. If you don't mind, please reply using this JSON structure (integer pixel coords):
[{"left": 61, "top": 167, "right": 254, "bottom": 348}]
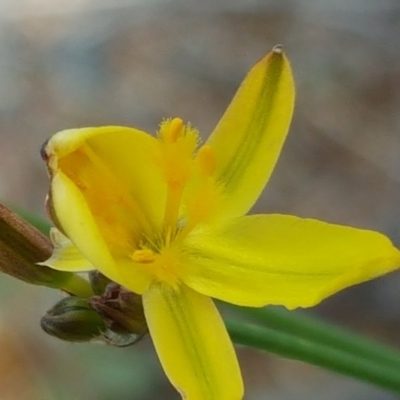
[
  {"left": 132, "top": 246, "right": 183, "bottom": 288},
  {"left": 157, "top": 118, "right": 198, "bottom": 235},
  {"left": 133, "top": 118, "right": 221, "bottom": 286}
]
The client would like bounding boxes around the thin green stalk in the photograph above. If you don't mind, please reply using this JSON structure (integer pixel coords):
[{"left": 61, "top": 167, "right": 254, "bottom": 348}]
[
  {"left": 228, "top": 305, "right": 400, "bottom": 369},
  {"left": 9, "top": 207, "right": 92, "bottom": 297},
  {"left": 227, "top": 319, "right": 400, "bottom": 393},
  {"left": 60, "top": 274, "right": 93, "bottom": 298}
]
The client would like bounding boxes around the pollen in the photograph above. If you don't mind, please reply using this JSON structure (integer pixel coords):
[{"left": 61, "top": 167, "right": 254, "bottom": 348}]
[
  {"left": 196, "top": 145, "right": 216, "bottom": 177},
  {"left": 157, "top": 119, "right": 199, "bottom": 184},
  {"left": 161, "top": 118, "right": 184, "bottom": 143},
  {"left": 132, "top": 248, "right": 157, "bottom": 264},
  {"left": 131, "top": 246, "right": 182, "bottom": 288}
]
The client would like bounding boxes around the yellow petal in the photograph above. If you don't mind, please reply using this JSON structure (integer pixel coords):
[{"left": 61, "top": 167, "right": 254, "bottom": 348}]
[
  {"left": 43, "top": 126, "right": 166, "bottom": 242},
  {"left": 48, "top": 171, "right": 152, "bottom": 294},
  {"left": 143, "top": 284, "right": 243, "bottom": 400},
  {"left": 49, "top": 170, "right": 115, "bottom": 273},
  {"left": 206, "top": 46, "right": 295, "bottom": 219},
  {"left": 38, "top": 227, "right": 94, "bottom": 272},
  {"left": 182, "top": 214, "right": 400, "bottom": 309}
]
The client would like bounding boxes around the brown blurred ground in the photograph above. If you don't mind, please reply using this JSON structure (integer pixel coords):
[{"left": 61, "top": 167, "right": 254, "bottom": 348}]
[{"left": 0, "top": 1, "right": 400, "bottom": 399}]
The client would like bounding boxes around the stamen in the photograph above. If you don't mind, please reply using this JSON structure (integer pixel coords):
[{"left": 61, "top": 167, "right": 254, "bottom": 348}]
[
  {"left": 158, "top": 118, "right": 200, "bottom": 235},
  {"left": 159, "top": 118, "right": 184, "bottom": 143},
  {"left": 175, "top": 146, "right": 221, "bottom": 243},
  {"left": 196, "top": 145, "right": 216, "bottom": 177},
  {"left": 132, "top": 248, "right": 157, "bottom": 264},
  {"left": 167, "top": 118, "right": 184, "bottom": 143},
  {"left": 131, "top": 246, "right": 182, "bottom": 288},
  {"left": 163, "top": 183, "right": 185, "bottom": 236}
]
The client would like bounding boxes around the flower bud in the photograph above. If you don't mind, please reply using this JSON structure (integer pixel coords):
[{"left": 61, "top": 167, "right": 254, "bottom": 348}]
[
  {"left": 91, "top": 284, "right": 148, "bottom": 343},
  {"left": 41, "top": 296, "right": 107, "bottom": 342}
]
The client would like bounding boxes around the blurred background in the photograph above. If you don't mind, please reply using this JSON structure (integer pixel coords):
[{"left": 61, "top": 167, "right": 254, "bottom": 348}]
[{"left": 1, "top": 1, "right": 400, "bottom": 399}]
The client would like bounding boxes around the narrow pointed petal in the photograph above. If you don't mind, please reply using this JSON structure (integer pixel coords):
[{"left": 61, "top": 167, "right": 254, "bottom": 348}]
[
  {"left": 182, "top": 215, "right": 400, "bottom": 309},
  {"left": 206, "top": 46, "right": 295, "bottom": 219},
  {"left": 143, "top": 284, "right": 243, "bottom": 400}
]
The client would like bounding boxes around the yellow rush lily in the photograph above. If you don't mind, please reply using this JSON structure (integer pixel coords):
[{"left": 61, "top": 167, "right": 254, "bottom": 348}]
[{"left": 40, "top": 45, "right": 400, "bottom": 399}]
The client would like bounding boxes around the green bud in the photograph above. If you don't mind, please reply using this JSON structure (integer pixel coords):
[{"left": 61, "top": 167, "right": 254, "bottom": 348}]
[
  {"left": 41, "top": 296, "right": 107, "bottom": 342},
  {"left": 0, "top": 204, "right": 92, "bottom": 297}
]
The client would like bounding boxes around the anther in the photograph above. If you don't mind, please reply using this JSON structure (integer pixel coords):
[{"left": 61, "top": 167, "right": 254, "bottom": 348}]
[
  {"left": 163, "top": 118, "right": 184, "bottom": 143},
  {"left": 132, "top": 249, "right": 156, "bottom": 264},
  {"left": 196, "top": 145, "right": 216, "bottom": 177}
]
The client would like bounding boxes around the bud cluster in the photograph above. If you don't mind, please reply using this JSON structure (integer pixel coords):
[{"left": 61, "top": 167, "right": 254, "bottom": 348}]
[
  {"left": 0, "top": 204, "right": 147, "bottom": 346},
  {"left": 41, "top": 271, "right": 148, "bottom": 346}
]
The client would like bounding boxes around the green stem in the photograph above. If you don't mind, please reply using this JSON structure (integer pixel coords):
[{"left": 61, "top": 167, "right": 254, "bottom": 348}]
[
  {"left": 229, "top": 305, "right": 400, "bottom": 369},
  {"left": 10, "top": 208, "right": 93, "bottom": 297},
  {"left": 227, "top": 319, "right": 400, "bottom": 393},
  {"left": 60, "top": 274, "right": 93, "bottom": 298}
]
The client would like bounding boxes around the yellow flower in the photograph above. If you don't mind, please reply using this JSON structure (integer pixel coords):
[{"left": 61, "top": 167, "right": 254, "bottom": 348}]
[{"left": 40, "top": 45, "right": 400, "bottom": 400}]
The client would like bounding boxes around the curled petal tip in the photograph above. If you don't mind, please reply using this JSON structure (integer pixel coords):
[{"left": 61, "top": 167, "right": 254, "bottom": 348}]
[
  {"left": 40, "top": 138, "right": 50, "bottom": 161},
  {"left": 272, "top": 44, "right": 283, "bottom": 54}
]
